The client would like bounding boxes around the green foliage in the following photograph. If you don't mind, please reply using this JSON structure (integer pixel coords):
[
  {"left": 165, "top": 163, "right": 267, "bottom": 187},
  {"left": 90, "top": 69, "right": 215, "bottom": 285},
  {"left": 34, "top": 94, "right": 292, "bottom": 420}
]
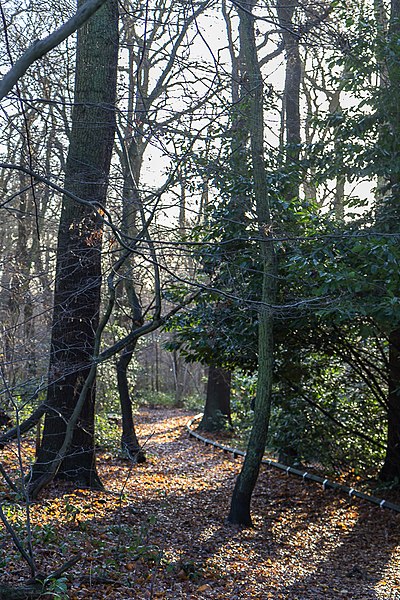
[
  {"left": 94, "top": 338, "right": 139, "bottom": 451},
  {"left": 165, "top": 293, "right": 258, "bottom": 372},
  {"left": 136, "top": 389, "right": 203, "bottom": 411},
  {"left": 228, "top": 353, "right": 385, "bottom": 477},
  {"left": 136, "top": 390, "right": 178, "bottom": 408},
  {"left": 269, "top": 351, "right": 385, "bottom": 475},
  {"left": 95, "top": 413, "right": 121, "bottom": 452},
  {"left": 110, "top": 515, "right": 161, "bottom": 564},
  {"left": 285, "top": 220, "right": 400, "bottom": 329},
  {"left": 33, "top": 522, "right": 59, "bottom": 544},
  {"left": 310, "top": 1, "right": 400, "bottom": 206},
  {"left": 230, "top": 371, "right": 257, "bottom": 430},
  {"left": 163, "top": 3, "right": 400, "bottom": 481},
  {"left": 198, "top": 409, "right": 232, "bottom": 433},
  {"left": 45, "top": 576, "right": 68, "bottom": 599},
  {"left": 165, "top": 146, "right": 393, "bottom": 477}
]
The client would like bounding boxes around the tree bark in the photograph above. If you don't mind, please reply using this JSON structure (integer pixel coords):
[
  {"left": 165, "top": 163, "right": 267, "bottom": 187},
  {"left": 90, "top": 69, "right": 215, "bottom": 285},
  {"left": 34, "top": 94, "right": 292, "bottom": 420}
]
[
  {"left": 0, "top": 583, "right": 46, "bottom": 599},
  {"left": 228, "top": 0, "right": 276, "bottom": 527},
  {"left": 198, "top": 366, "right": 232, "bottom": 432},
  {"left": 378, "top": 0, "right": 400, "bottom": 481},
  {"left": 380, "top": 329, "right": 400, "bottom": 480},
  {"left": 277, "top": 0, "right": 301, "bottom": 165},
  {"left": 117, "top": 80, "right": 145, "bottom": 456},
  {"left": 29, "top": 0, "right": 118, "bottom": 491},
  {"left": 116, "top": 340, "right": 146, "bottom": 463}
]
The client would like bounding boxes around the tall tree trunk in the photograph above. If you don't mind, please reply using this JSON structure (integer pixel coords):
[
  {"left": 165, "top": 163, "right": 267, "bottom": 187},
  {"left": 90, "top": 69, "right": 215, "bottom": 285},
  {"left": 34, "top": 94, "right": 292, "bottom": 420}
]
[
  {"left": 228, "top": 0, "right": 276, "bottom": 527},
  {"left": 117, "top": 94, "right": 145, "bottom": 459},
  {"left": 154, "top": 334, "right": 160, "bottom": 393},
  {"left": 198, "top": 366, "right": 232, "bottom": 432},
  {"left": 29, "top": 0, "right": 118, "bottom": 491},
  {"left": 277, "top": 0, "right": 301, "bottom": 203},
  {"left": 378, "top": 0, "right": 400, "bottom": 481}
]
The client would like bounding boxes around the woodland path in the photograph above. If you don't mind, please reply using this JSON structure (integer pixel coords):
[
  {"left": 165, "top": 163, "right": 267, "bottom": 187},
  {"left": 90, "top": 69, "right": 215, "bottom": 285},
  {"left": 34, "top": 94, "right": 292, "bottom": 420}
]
[{"left": 1, "top": 407, "right": 400, "bottom": 599}]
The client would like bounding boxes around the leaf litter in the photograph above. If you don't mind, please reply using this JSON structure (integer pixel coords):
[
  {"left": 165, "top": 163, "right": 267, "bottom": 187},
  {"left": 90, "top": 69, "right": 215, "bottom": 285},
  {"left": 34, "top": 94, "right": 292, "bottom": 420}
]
[{"left": 0, "top": 407, "right": 400, "bottom": 599}]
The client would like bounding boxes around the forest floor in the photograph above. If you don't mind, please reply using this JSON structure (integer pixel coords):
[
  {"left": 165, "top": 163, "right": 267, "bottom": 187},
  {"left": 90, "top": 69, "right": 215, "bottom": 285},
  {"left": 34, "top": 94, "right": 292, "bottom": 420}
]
[{"left": 1, "top": 407, "right": 400, "bottom": 599}]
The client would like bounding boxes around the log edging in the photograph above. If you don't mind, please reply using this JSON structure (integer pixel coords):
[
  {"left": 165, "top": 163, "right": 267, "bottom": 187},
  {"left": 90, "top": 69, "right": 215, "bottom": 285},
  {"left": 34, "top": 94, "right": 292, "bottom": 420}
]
[{"left": 186, "top": 414, "right": 400, "bottom": 513}]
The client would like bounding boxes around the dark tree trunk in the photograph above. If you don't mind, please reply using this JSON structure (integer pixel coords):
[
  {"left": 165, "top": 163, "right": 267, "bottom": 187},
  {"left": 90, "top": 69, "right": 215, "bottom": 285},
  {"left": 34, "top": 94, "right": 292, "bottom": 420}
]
[
  {"left": 380, "top": 329, "right": 400, "bottom": 480},
  {"left": 116, "top": 341, "right": 146, "bottom": 463},
  {"left": 228, "top": 305, "right": 274, "bottom": 527},
  {"left": 172, "top": 349, "right": 185, "bottom": 407},
  {"left": 198, "top": 366, "right": 232, "bottom": 432},
  {"left": 378, "top": 0, "right": 400, "bottom": 481},
  {"left": 118, "top": 145, "right": 144, "bottom": 458},
  {"left": 0, "top": 407, "right": 11, "bottom": 428},
  {"left": 29, "top": 0, "right": 119, "bottom": 491}
]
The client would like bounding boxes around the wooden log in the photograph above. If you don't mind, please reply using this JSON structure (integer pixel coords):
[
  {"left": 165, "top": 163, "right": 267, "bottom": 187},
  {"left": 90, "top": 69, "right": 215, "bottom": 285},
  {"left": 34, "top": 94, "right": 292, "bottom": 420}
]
[{"left": 0, "top": 582, "right": 45, "bottom": 599}]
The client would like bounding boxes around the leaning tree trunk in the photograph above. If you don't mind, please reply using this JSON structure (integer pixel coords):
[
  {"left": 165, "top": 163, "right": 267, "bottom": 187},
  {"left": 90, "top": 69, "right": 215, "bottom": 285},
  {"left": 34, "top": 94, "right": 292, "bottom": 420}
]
[
  {"left": 228, "top": 0, "right": 276, "bottom": 527},
  {"left": 198, "top": 366, "right": 232, "bottom": 432},
  {"left": 29, "top": 0, "right": 119, "bottom": 492}
]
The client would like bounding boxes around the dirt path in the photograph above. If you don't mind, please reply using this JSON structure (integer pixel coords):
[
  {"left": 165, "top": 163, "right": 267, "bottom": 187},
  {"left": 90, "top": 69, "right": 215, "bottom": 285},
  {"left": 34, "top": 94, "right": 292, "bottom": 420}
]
[{"left": 1, "top": 407, "right": 400, "bottom": 599}]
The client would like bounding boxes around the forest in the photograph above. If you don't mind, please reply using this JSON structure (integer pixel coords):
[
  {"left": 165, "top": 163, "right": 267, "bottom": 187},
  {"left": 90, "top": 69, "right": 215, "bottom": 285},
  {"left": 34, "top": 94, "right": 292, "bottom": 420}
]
[{"left": 0, "top": 0, "right": 400, "bottom": 597}]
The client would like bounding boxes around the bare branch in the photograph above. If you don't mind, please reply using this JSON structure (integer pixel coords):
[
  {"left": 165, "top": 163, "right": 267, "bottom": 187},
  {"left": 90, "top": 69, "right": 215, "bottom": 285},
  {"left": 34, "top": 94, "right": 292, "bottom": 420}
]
[
  {"left": 0, "top": 0, "right": 108, "bottom": 101},
  {"left": 0, "top": 503, "right": 36, "bottom": 576}
]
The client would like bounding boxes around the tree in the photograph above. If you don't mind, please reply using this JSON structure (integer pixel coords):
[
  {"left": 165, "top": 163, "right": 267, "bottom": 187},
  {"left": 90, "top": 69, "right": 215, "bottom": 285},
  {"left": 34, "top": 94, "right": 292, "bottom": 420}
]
[
  {"left": 113, "top": 0, "right": 216, "bottom": 450},
  {"left": 163, "top": 0, "right": 256, "bottom": 428},
  {"left": 198, "top": 366, "right": 232, "bottom": 431},
  {"left": 28, "top": 0, "right": 119, "bottom": 495},
  {"left": 228, "top": 0, "right": 277, "bottom": 527},
  {"left": 302, "top": 0, "right": 400, "bottom": 481},
  {"left": 277, "top": 0, "right": 301, "bottom": 203},
  {"left": 0, "top": 0, "right": 398, "bottom": 524},
  {"left": 376, "top": 0, "right": 400, "bottom": 481}
]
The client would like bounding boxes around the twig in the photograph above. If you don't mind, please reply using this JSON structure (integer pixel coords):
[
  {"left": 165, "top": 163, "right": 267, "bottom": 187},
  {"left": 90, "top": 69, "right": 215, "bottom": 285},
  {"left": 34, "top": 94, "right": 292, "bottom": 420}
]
[{"left": 45, "top": 553, "right": 82, "bottom": 581}]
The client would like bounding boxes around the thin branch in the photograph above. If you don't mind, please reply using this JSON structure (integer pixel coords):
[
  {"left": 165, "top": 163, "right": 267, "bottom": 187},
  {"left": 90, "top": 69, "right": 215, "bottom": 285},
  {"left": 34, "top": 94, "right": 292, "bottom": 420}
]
[
  {"left": 45, "top": 553, "right": 82, "bottom": 582},
  {"left": 0, "top": 462, "right": 19, "bottom": 493},
  {"left": 0, "top": 404, "right": 45, "bottom": 448},
  {"left": 0, "top": 503, "right": 36, "bottom": 576},
  {"left": 0, "top": 0, "right": 108, "bottom": 101}
]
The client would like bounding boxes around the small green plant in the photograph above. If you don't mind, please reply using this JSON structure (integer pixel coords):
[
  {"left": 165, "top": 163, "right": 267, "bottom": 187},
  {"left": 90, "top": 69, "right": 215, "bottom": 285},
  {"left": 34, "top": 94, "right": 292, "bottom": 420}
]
[
  {"left": 166, "top": 557, "right": 205, "bottom": 581},
  {"left": 111, "top": 515, "right": 161, "bottom": 565},
  {"left": 77, "top": 519, "right": 92, "bottom": 533},
  {"left": 135, "top": 390, "right": 203, "bottom": 410},
  {"left": 64, "top": 498, "right": 80, "bottom": 523},
  {"left": 33, "top": 522, "right": 59, "bottom": 544},
  {"left": 45, "top": 576, "right": 69, "bottom": 599}
]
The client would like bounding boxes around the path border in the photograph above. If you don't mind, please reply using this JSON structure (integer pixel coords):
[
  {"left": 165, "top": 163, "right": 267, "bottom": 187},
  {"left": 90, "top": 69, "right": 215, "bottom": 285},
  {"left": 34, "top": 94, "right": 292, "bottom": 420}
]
[{"left": 186, "top": 414, "right": 400, "bottom": 514}]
